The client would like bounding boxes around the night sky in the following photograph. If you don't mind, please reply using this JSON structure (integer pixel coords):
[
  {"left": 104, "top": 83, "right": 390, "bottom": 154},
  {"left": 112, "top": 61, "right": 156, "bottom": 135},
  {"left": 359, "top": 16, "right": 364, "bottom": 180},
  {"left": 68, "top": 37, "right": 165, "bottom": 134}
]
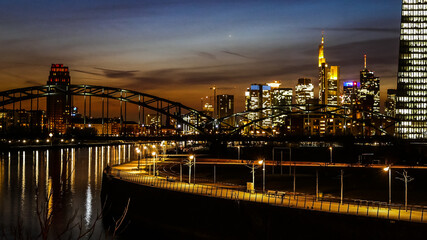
[{"left": 0, "top": 0, "right": 402, "bottom": 112}]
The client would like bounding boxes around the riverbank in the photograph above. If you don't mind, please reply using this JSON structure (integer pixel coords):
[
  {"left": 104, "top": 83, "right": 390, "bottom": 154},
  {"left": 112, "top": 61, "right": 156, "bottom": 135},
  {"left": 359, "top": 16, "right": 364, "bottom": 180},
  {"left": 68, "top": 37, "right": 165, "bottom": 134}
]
[{"left": 101, "top": 163, "right": 427, "bottom": 239}]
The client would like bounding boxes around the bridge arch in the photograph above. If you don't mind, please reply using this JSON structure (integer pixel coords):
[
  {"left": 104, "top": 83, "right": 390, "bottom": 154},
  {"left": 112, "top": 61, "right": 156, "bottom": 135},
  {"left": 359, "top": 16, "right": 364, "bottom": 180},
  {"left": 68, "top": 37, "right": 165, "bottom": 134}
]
[{"left": 0, "top": 84, "right": 214, "bottom": 134}]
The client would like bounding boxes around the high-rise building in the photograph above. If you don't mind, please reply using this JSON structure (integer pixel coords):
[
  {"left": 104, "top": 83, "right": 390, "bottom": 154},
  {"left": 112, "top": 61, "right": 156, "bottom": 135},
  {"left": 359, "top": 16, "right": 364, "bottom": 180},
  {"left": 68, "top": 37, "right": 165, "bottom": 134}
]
[
  {"left": 295, "top": 78, "right": 314, "bottom": 108},
  {"left": 245, "top": 84, "right": 272, "bottom": 127},
  {"left": 343, "top": 81, "right": 360, "bottom": 106},
  {"left": 396, "top": 0, "right": 427, "bottom": 139},
  {"left": 318, "top": 34, "right": 340, "bottom": 107},
  {"left": 46, "top": 64, "right": 72, "bottom": 134},
  {"left": 386, "top": 89, "right": 397, "bottom": 118},
  {"left": 359, "top": 55, "right": 380, "bottom": 113},
  {"left": 217, "top": 94, "right": 234, "bottom": 126},
  {"left": 267, "top": 81, "right": 292, "bottom": 127}
]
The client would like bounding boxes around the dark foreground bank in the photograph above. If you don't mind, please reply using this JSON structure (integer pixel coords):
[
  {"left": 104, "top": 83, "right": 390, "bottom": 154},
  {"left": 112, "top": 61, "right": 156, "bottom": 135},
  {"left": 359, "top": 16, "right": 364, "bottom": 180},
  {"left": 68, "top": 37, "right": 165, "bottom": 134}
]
[{"left": 101, "top": 172, "right": 427, "bottom": 240}]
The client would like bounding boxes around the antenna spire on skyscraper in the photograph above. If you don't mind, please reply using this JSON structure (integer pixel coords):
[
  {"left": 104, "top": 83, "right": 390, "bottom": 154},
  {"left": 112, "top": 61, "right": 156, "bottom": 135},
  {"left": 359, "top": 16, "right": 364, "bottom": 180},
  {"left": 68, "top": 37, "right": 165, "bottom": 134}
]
[{"left": 364, "top": 54, "right": 367, "bottom": 69}]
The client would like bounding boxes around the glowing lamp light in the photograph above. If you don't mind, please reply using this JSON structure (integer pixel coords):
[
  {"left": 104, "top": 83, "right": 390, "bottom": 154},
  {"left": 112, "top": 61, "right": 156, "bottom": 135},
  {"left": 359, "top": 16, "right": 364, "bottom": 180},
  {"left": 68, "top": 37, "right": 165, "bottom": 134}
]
[{"left": 384, "top": 166, "right": 390, "bottom": 172}]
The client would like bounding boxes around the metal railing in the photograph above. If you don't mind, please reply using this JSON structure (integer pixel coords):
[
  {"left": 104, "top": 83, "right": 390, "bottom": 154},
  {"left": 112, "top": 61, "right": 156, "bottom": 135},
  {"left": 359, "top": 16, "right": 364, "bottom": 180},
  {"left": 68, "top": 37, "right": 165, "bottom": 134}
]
[{"left": 109, "top": 168, "right": 427, "bottom": 224}]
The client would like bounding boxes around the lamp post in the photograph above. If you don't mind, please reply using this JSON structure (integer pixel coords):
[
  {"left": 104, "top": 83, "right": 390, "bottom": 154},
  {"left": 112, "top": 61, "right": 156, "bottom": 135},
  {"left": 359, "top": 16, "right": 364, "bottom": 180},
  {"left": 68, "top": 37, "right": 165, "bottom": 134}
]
[
  {"left": 136, "top": 148, "right": 141, "bottom": 169},
  {"left": 189, "top": 155, "right": 196, "bottom": 183},
  {"left": 384, "top": 165, "right": 391, "bottom": 205},
  {"left": 143, "top": 146, "right": 147, "bottom": 173},
  {"left": 259, "top": 160, "right": 265, "bottom": 192},
  {"left": 49, "top": 133, "right": 53, "bottom": 146},
  {"left": 187, "top": 155, "right": 194, "bottom": 184},
  {"left": 245, "top": 160, "right": 262, "bottom": 193},
  {"left": 237, "top": 146, "right": 241, "bottom": 160},
  {"left": 316, "top": 169, "right": 319, "bottom": 201},
  {"left": 329, "top": 146, "right": 333, "bottom": 164},
  {"left": 396, "top": 170, "right": 414, "bottom": 210},
  {"left": 152, "top": 152, "right": 157, "bottom": 177}
]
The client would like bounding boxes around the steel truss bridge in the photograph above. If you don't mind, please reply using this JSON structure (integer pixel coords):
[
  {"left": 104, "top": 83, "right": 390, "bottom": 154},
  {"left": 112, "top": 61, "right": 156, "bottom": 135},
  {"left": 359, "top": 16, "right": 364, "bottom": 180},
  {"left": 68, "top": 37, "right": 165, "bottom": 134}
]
[{"left": 0, "top": 84, "right": 398, "bottom": 137}]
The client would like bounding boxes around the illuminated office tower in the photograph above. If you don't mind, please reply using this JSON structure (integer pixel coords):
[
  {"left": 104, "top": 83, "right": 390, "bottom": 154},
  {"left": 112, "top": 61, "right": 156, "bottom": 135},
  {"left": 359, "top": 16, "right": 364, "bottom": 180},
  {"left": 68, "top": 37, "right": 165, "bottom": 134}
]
[
  {"left": 267, "top": 81, "right": 292, "bottom": 126},
  {"left": 46, "top": 64, "right": 72, "bottom": 134},
  {"left": 245, "top": 84, "right": 272, "bottom": 127},
  {"left": 295, "top": 78, "right": 314, "bottom": 108},
  {"left": 342, "top": 81, "right": 360, "bottom": 116},
  {"left": 217, "top": 94, "right": 234, "bottom": 126},
  {"left": 327, "top": 66, "right": 340, "bottom": 106},
  {"left": 359, "top": 55, "right": 380, "bottom": 113},
  {"left": 385, "top": 89, "right": 397, "bottom": 118},
  {"left": 396, "top": 0, "right": 427, "bottom": 139},
  {"left": 318, "top": 34, "right": 340, "bottom": 107},
  {"left": 343, "top": 81, "right": 360, "bottom": 105}
]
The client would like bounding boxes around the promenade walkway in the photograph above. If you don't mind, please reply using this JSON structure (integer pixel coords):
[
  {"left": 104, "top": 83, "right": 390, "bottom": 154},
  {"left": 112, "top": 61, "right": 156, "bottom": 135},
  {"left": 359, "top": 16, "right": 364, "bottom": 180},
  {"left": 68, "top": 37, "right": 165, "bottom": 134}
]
[{"left": 109, "top": 161, "right": 427, "bottom": 224}]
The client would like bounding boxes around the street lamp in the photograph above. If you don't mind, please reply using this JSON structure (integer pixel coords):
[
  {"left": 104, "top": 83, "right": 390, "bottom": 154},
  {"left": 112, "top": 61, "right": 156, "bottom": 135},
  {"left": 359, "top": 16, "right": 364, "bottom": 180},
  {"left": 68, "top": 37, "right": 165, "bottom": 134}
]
[
  {"left": 189, "top": 155, "right": 196, "bottom": 183},
  {"left": 49, "top": 133, "right": 53, "bottom": 146},
  {"left": 143, "top": 146, "right": 148, "bottom": 174},
  {"left": 136, "top": 148, "right": 141, "bottom": 169},
  {"left": 329, "top": 146, "right": 333, "bottom": 164},
  {"left": 245, "top": 160, "right": 262, "bottom": 193},
  {"left": 383, "top": 165, "right": 391, "bottom": 205},
  {"left": 186, "top": 155, "right": 195, "bottom": 184},
  {"left": 259, "top": 160, "right": 265, "bottom": 193},
  {"left": 237, "top": 146, "right": 241, "bottom": 160},
  {"left": 396, "top": 170, "right": 414, "bottom": 210},
  {"left": 152, "top": 152, "right": 157, "bottom": 177}
]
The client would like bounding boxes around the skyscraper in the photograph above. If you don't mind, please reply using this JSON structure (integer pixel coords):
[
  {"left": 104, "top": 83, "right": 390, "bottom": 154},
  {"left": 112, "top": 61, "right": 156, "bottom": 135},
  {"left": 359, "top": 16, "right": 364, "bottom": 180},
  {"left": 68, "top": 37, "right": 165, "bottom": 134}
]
[
  {"left": 295, "top": 78, "right": 314, "bottom": 108},
  {"left": 245, "top": 84, "right": 272, "bottom": 127},
  {"left": 267, "top": 81, "right": 292, "bottom": 127},
  {"left": 396, "top": 0, "right": 427, "bottom": 139},
  {"left": 46, "top": 64, "right": 72, "bottom": 134},
  {"left": 318, "top": 34, "right": 340, "bottom": 107},
  {"left": 343, "top": 81, "right": 360, "bottom": 106},
  {"left": 217, "top": 94, "right": 234, "bottom": 126},
  {"left": 359, "top": 55, "right": 380, "bottom": 113},
  {"left": 385, "top": 89, "right": 397, "bottom": 118}
]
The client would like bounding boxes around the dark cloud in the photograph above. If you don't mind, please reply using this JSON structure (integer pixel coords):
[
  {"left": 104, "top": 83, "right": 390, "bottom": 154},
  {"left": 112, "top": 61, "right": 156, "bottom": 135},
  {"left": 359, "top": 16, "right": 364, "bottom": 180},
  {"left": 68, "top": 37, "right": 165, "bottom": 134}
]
[
  {"left": 222, "top": 50, "right": 256, "bottom": 59},
  {"left": 73, "top": 69, "right": 103, "bottom": 76},
  {"left": 94, "top": 67, "right": 139, "bottom": 79},
  {"left": 197, "top": 52, "right": 217, "bottom": 60}
]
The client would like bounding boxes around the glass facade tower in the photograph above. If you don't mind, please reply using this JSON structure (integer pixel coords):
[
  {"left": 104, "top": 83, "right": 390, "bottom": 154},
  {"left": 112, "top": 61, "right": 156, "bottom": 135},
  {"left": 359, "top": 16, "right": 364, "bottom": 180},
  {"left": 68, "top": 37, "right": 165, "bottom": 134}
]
[{"left": 396, "top": 0, "right": 427, "bottom": 139}]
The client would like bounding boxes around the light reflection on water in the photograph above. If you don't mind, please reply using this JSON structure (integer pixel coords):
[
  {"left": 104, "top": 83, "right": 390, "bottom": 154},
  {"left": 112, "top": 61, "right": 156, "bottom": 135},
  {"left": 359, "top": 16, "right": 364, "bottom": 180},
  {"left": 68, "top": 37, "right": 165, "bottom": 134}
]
[{"left": 0, "top": 144, "right": 135, "bottom": 238}]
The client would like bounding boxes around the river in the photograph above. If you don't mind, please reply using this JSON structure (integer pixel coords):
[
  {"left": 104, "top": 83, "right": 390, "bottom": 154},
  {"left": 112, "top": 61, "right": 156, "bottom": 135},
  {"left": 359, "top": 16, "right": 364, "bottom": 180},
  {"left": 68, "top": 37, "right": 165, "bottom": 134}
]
[{"left": 0, "top": 145, "right": 136, "bottom": 239}]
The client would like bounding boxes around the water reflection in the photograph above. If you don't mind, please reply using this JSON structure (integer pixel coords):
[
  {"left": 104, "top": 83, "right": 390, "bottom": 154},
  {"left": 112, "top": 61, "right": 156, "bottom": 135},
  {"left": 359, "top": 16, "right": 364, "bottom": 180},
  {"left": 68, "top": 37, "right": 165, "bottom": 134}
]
[{"left": 0, "top": 144, "right": 135, "bottom": 238}]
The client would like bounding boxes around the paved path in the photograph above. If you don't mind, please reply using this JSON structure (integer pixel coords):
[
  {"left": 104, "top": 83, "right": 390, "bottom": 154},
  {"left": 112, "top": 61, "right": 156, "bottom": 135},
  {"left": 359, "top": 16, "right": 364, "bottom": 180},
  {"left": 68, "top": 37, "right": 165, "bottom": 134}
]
[{"left": 110, "top": 160, "right": 427, "bottom": 224}]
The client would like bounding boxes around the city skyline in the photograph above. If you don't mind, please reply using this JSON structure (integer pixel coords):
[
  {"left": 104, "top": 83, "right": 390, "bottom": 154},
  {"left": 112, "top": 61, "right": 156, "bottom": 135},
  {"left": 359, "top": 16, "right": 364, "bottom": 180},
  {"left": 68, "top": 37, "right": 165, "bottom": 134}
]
[{"left": 1, "top": 0, "right": 402, "bottom": 113}]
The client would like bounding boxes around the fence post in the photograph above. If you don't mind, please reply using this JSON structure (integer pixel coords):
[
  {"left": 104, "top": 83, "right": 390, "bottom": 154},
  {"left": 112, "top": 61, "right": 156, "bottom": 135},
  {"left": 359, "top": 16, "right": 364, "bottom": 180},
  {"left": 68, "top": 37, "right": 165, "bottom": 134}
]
[
  {"left": 422, "top": 208, "right": 424, "bottom": 222},
  {"left": 377, "top": 204, "right": 380, "bottom": 218},
  {"left": 410, "top": 207, "right": 413, "bottom": 221},
  {"left": 347, "top": 203, "right": 350, "bottom": 214},
  {"left": 357, "top": 202, "right": 360, "bottom": 215},
  {"left": 387, "top": 207, "right": 390, "bottom": 219},
  {"left": 304, "top": 195, "right": 307, "bottom": 209},
  {"left": 398, "top": 206, "right": 401, "bottom": 221},
  {"left": 328, "top": 201, "right": 332, "bottom": 212},
  {"left": 367, "top": 202, "right": 369, "bottom": 216},
  {"left": 320, "top": 200, "right": 323, "bottom": 211}
]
